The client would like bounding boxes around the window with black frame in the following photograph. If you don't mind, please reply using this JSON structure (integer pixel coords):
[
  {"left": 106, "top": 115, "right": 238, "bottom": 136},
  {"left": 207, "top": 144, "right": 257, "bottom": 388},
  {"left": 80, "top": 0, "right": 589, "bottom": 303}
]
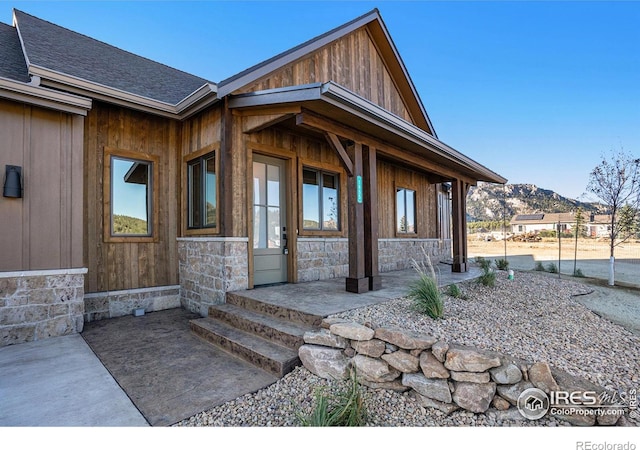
[
  {"left": 187, "top": 152, "right": 217, "bottom": 229},
  {"left": 396, "top": 187, "right": 416, "bottom": 234},
  {"left": 302, "top": 168, "right": 339, "bottom": 231}
]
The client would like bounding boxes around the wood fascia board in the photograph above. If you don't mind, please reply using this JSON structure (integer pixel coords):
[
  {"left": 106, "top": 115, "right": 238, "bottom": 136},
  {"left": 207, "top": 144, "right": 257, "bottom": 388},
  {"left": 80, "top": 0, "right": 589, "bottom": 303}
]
[
  {"left": 0, "top": 76, "right": 92, "bottom": 115},
  {"left": 324, "top": 132, "right": 354, "bottom": 176}
]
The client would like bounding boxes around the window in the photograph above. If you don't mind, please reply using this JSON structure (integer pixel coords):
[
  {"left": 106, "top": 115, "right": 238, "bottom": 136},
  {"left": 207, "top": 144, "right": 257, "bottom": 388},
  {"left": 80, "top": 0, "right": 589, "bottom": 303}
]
[
  {"left": 302, "top": 168, "right": 339, "bottom": 231},
  {"left": 187, "top": 152, "right": 216, "bottom": 229},
  {"left": 104, "top": 148, "right": 158, "bottom": 243},
  {"left": 396, "top": 188, "right": 416, "bottom": 234}
]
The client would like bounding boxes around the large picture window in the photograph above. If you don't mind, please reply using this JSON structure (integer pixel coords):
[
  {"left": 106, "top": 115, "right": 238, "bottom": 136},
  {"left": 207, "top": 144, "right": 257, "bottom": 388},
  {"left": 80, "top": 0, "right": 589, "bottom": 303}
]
[
  {"left": 187, "top": 152, "right": 216, "bottom": 229},
  {"left": 104, "top": 148, "right": 158, "bottom": 242},
  {"left": 302, "top": 168, "right": 339, "bottom": 231},
  {"left": 396, "top": 187, "right": 416, "bottom": 234}
]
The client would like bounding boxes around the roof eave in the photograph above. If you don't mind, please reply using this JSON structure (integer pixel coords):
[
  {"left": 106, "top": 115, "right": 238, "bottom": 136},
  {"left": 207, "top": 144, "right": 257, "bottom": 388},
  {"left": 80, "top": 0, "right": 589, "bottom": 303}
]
[
  {"left": 229, "top": 82, "right": 506, "bottom": 184},
  {"left": 0, "top": 75, "right": 92, "bottom": 115}
]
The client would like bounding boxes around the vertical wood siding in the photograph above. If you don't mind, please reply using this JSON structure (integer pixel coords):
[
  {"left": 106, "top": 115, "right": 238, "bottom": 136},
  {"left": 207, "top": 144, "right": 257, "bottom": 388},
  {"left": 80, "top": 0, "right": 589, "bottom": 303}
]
[
  {"left": 0, "top": 99, "right": 84, "bottom": 271},
  {"left": 84, "top": 102, "right": 180, "bottom": 292},
  {"left": 237, "top": 28, "right": 415, "bottom": 125}
]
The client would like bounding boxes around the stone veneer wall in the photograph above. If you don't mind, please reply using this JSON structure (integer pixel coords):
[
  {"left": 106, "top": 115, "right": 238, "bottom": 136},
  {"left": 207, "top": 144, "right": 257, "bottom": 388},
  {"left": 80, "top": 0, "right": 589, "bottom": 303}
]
[
  {"left": 0, "top": 268, "right": 87, "bottom": 347},
  {"left": 177, "top": 237, "right": 249, "bottom": 317},
  {"left": 378, "top": 238, "right": 451, "bottom": 272},
  {"left": 297, "top": 238, "right": 452, "bottom": 282},
  {"left": 297, "top": 238, "right": 349, "bottom": 282},
  {"left": 84, "top": 285, "right": 180, "bottom": 322},
  {"left": 299, "top": 320, "right": 623, "bottom": 426}
]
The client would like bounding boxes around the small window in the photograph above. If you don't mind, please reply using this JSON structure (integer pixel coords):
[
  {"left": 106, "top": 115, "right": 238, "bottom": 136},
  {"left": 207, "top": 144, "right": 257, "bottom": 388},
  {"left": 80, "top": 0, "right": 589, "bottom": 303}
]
[
  {"left": 187, "top": 152, "right": 216, "bottom": 229},
  {"left": 302, "top": 168, "right": 339, "bottom": 231},
  {"left": 396, "top": 188, "right": 416, "bottom": 234},
  {"left": 110, "top": 156, "right": 153, "bottom": 236}
]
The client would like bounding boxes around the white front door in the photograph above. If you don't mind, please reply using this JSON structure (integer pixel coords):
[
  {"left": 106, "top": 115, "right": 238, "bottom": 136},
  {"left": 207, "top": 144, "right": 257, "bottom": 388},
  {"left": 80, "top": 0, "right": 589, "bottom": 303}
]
[{"left": 252, "top": 155, "right": 288, "bottom": 285}]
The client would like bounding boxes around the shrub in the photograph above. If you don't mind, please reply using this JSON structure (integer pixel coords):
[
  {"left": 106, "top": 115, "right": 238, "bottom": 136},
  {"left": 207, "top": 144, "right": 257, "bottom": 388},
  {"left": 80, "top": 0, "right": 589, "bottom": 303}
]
[
  {"left": 546, "top": 262, "right": 558, "bottom": 273},
  {"left": 298, "top": 370, "right": 367, "bottom": 426},
  {"left": 495, "top": 258, "right": 509, "bottom": 271},
  {"left": 409, "top": 274, "right": 444, "bottom": 319},
  {"left": 446, "top": 283, "right": 466, "bottom": 299},
  {"left": 573, "top": 268, "right": 585, "bottom": 278},
  {"left": 475, "top": 256, "right": 492, "bottom": 272},
  {"left": 534, "top": 261, "right": 545, "bottom": 271},
  {"left": 478, "top": 269, "right": 496, "bottom": 287}
]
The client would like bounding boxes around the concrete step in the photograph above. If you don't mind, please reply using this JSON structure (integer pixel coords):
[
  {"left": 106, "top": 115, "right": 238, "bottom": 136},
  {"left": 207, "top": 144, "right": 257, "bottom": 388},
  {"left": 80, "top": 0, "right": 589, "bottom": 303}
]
[
  {"left": 226, "top": 291, "right": 323, "bottom": 327},
  {"left": 208, "top": 303, "right": 313, "bottom": 350},
  {"left": 190, "top": 317, "right": 300, "bottom": 378}
]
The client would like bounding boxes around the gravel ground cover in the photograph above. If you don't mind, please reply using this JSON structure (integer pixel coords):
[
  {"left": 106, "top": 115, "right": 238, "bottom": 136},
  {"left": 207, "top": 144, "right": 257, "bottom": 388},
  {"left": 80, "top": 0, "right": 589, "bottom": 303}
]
[{"left": 176, "top": 271, "right": 639, "bottom": 427}]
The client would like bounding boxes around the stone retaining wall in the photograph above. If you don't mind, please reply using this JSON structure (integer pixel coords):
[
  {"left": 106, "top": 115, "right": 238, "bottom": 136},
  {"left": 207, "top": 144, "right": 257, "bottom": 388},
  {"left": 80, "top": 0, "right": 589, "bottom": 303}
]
[
  {"left": 0, "top": 268, "right": 87, "bottom": 347},
  {"left": 177, "top": 237, "right": 249, "bottom": 316},
  {"left": 83, "top": 285, "right": 180, "bottom": 322},
  {"left": 299, "top": 320, "right": 623, "bottom": 426}
]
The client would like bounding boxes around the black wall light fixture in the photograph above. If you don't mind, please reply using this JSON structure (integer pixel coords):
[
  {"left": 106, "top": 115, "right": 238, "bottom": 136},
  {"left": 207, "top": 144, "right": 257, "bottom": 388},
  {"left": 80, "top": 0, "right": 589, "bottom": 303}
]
[{"left": 3, "top": 165, "right": 22, "bottom": 198}]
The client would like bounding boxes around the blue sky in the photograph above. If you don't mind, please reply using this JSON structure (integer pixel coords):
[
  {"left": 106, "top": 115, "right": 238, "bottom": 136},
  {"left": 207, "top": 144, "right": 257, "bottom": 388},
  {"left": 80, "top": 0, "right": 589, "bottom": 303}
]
[{"left": 8, "top": 0, "right": 639, "bottom": 200}]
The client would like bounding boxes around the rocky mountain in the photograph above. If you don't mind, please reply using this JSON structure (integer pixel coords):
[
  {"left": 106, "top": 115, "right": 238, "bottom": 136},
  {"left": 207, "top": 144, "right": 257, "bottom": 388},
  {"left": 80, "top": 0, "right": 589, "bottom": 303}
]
[{"left": 466, "top": 182, "right": 604, "bottom": 222}]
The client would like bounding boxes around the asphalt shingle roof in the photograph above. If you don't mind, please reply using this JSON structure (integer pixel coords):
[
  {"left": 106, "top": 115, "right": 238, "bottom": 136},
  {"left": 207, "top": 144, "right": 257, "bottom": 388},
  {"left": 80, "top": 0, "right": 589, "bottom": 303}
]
[
  {"left": 14, "top": 9, "right": 211, "bottom": 105},
  {"left": 0, "top": 21, "right": 30, "bottom": 82}
]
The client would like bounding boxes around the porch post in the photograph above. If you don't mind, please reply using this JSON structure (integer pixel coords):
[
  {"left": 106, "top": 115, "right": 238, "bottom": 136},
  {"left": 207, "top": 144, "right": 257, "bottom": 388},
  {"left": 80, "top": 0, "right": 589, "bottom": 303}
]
[
  {"left": 363, "top": 145, "right": 381, "bottom": 290},
  {"left": 451, "top": 178, "right": 469, "bottom": 273},
  {"left": 346, "top": 142, "right": 369, "bottom": 293}
]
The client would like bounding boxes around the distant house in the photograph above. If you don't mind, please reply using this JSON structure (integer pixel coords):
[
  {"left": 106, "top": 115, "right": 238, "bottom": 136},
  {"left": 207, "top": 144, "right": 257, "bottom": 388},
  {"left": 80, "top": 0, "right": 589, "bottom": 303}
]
[
  {"left": 587, "top": 215, "right": 613, "bottom": 238},
  {"left": 0, "top": 8, "right": 506, "bottom": 346},
  {"left": 510, "top": 213, "right": 578, "bottom": 235}
]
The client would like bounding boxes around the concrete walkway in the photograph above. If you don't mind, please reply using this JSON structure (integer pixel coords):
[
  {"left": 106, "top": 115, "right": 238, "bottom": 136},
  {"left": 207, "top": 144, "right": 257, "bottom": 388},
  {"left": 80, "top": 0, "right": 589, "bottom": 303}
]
[{"left": 0, "top": 333, "right": 148, "bottom": 426}]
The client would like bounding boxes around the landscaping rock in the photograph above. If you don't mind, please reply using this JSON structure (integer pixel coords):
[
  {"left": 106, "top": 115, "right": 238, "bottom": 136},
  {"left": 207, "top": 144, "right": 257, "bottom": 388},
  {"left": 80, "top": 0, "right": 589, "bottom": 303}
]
[
  {"left": 431, "top": 341, "right": 449, "bottom": 362},
  {"left": 551, "top": 408, "right": 596, "bottom": 426},
  {"left": 381, "top": 350, "right": 420, "bottom": 373},
  {"left": 402, "top": 373, "right": 452, "bottom": 403},
  {"left": 419, "top": 351, "right": 450, "bottom": 379},
  {"left": 492, "top": 395, "right": 511, "bottom": 411},
  {"left": 303, "top": 329, "right": 348, "bottom": 349},
  {"left": 496, "top": 381, "right": 535, "bottom": 406},
  {"left": 330, "top": 322, "right": 374, "bottom": 341},
  {"left": 450, "top": 371, "right": 491, "bottom": 383},
  {"left": 352, "top": 339, "right": 386, "bottom": 358},
  {"left": 320, "top": 317, "right": 349, "bottom": 329},
  {"left": 374, "top": 327, "right": 437, "bottom": 350},
  {"left": 452, "top": 381, "right": 496, "bottom": 413},
  {"left": 528, "top": 362, "right": 559, "bottom": 393},
  {"left": 298, "top": 345, "right": 350, "bottom": 380},
  {"left": 360, "top": 378, "right": 410, "bottom": 393},
  {"left": 352, "top": 354, "right": 400, "bottom": 383},
  {"left": 444, "top": 345, "right": 501, "bottom": 372},
  {"left": 490, "top": 363, "right": 523, "bottom": 385},
  {"left": 385, "top": 343, "right": 398, "bottom": 354},
  {"left": 596, "top": 410, "right": 622, "bottom": 426},
  {"left": 410, "top": 391, "right": 460, "bottom": 414}
]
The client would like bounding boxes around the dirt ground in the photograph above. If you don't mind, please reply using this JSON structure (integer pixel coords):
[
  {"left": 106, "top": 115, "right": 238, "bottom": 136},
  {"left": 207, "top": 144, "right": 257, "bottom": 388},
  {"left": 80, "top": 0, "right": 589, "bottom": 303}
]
[{"left": 468, "top": 237, "right": 640, "bottom": 336}]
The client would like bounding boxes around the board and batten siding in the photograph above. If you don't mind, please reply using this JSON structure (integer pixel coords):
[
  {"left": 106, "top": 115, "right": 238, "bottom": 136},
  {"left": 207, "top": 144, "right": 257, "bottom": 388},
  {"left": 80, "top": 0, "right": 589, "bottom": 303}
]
[
  {"left": 83, "top": 102, "right": 180, "bottom": 293},
  {"left": 236, "top": 27, "right": 415, "bottom": 125},
  {"left": 0, "top": 98, "right": 84, "bottom": 271}
]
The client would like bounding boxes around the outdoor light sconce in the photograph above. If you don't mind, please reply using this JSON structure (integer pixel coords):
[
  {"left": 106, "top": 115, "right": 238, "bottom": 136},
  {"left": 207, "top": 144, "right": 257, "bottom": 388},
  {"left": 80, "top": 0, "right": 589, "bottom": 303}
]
[{"left": 3, "top": 165, "right": 23, "bottom": 198}]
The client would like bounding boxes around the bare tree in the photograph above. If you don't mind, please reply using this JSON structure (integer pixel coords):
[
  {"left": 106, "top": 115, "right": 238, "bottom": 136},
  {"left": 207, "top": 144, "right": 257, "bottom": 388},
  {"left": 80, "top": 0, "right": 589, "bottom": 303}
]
[{"left": 586, "top": 147, "right": 640, "bottom": 285}]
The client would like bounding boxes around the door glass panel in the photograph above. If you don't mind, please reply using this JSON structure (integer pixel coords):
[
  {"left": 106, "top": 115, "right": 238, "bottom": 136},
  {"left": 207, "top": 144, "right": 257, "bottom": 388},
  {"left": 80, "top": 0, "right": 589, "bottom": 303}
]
[
  {"left": 254, "top": 205, "right": 267, "bottom": 249},
  {"left": 267, "top": 164, "right": 280, "bottom": 207},
  {"left": 268, "top": 206, "right": 281, "bottom": 249},
  {"left": 253, "top": 162, "right": 266, "bottom": 206}
]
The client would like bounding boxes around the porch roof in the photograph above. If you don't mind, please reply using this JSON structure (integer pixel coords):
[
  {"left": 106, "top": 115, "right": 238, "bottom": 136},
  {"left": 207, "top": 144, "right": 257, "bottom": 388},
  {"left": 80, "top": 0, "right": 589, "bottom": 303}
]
[{"left": 229, "top": 82, "right": 507, "bottom": 185}]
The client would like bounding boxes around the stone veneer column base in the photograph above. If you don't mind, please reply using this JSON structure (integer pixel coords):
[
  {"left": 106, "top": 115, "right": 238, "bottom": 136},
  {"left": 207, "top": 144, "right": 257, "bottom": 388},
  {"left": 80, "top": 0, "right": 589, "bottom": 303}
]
[
  {"left": 177, "top": 237, "right": 249, "bottom": 317},
  {"left": 378, "top": 239, "right": 452, "bottom": 273},
  {"left": 0, "top": 268, "right": 87, "bottom": 347}
]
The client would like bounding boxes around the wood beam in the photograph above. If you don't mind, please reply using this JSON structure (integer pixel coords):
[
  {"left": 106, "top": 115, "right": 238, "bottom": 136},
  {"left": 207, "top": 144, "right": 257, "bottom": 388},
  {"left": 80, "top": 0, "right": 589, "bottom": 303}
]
[
  {"left": 324, "top": 132, "right": 354, "bottom": 177},
  {"left": 242, "top": 113, "right": 295, "bottom": 134},
  {"left": 451, "top": 178, "right": 469, "bottom": 273},
  {"left": 346, "top": 142, "right": 369, "bottom": 293},
  {"left": 219, "top": 97, "right": 234, "bottom": 235},
  {"left": 363, "top": 145, "right": 381, "bottom": 290}
]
